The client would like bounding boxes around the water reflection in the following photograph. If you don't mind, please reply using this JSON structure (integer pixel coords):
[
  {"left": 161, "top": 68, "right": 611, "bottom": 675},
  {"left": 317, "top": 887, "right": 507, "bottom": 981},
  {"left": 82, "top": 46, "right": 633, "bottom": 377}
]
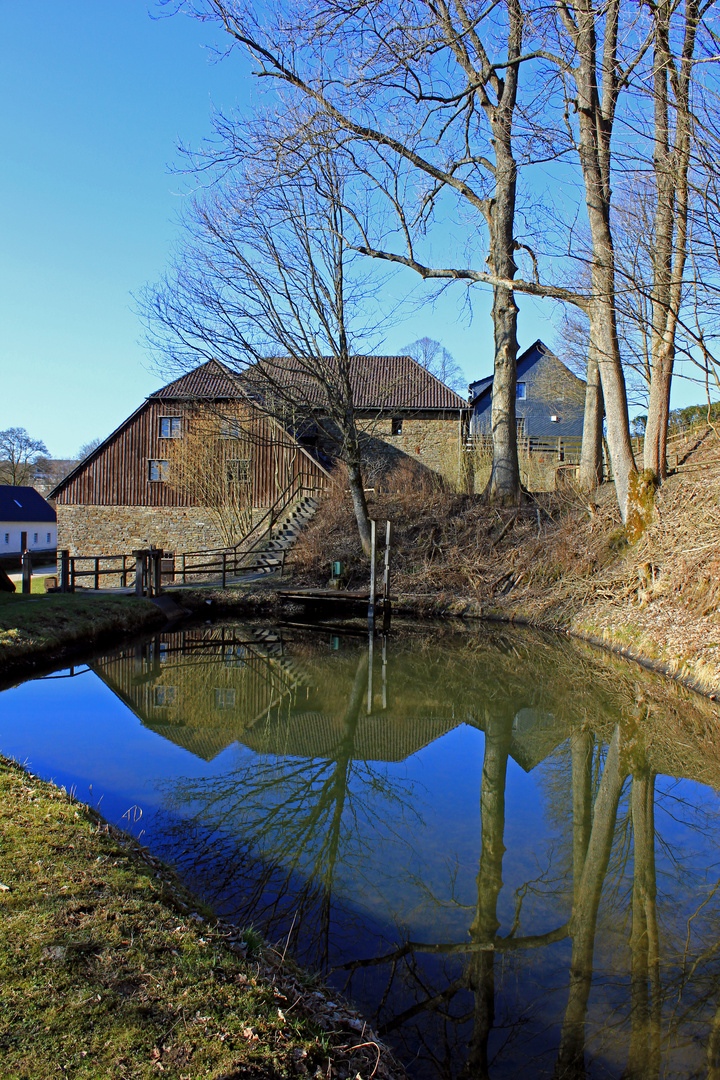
[{"left": 9, "top": 623, "right": 720, "bottom": 1078}]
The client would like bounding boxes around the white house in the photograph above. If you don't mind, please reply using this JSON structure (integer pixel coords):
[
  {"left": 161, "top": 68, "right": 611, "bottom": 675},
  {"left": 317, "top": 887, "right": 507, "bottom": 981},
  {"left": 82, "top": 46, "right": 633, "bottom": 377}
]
[{"left": 0, "top": 486, "right": 57, "bottom": 564}]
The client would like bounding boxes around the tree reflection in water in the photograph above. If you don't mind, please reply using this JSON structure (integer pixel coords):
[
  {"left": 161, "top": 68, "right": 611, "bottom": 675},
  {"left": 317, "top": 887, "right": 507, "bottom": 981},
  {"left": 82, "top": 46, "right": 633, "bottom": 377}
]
[{"left": 93, "top": 623, "right": 720, "bottom": 1078}]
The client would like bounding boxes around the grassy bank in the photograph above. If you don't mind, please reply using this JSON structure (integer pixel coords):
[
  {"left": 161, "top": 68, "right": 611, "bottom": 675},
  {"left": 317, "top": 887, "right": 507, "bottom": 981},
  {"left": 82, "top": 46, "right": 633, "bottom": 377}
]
[
  {"left": 290, "top": 428, "right": 720, "bottom": 696},
  {"left": 0, "top": 592, "right": 164, "bottom": 675},
  {"left": 0, "top": 755, "right": 405, "bottom": 1080}
]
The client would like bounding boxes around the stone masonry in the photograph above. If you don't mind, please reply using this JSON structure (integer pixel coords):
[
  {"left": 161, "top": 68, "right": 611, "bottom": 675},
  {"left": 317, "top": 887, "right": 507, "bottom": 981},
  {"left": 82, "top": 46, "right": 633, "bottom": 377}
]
[
  {"left": 360, "top": 417, "right": 465, "bottom": 486},
  {"left": 56, "top": 504, "right": 265, "bottom": 560}
]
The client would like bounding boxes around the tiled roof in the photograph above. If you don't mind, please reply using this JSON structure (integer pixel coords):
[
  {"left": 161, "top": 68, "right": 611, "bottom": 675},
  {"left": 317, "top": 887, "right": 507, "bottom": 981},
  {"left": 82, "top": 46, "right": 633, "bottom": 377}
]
[
  {"left": 150, "top": 360, "right": 242, "bottom": 400},
  {"left": 151, "top": 356, "right": 468, "bottom": 412},
  {"left": 0, "top": 486, "right": 56, "bottom": 523}
]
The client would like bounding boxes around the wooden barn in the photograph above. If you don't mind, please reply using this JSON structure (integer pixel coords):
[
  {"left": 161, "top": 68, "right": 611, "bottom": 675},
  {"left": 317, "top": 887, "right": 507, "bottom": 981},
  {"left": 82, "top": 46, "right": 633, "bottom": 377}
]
[{"left": 50, "top": 356, "right": 469, "bottom": 560}]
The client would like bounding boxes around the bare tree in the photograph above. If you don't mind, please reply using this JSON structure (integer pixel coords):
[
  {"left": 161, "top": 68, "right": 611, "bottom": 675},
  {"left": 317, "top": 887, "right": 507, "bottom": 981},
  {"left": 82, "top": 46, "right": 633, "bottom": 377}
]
[
  {"left": 399, "top": 338, "right": 466, "bottom": 395},
  {"left": 162, "top": 0, "right": 587, "bottom": 507},
  {"left": 0, "top": 427, "right": 50, "bottom": 487},
  {"left": 165, "top": 412, "right": 254, "bottom": 546},
  {"left": 76, "top": 437, "right": 103, "bottom": 462},
  {"left": 144, "top": 132, "right": 389, "bottom": 555}
]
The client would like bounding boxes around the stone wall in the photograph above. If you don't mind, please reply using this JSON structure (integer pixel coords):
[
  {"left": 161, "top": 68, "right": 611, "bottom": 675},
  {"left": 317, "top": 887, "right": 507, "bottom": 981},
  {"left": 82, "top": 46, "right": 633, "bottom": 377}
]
[
  {"left": 57, "top": 504, "right": 264, "bottom": 560},
  {"left": 359, "top": 417, "right": 465, "bottom": 487}
]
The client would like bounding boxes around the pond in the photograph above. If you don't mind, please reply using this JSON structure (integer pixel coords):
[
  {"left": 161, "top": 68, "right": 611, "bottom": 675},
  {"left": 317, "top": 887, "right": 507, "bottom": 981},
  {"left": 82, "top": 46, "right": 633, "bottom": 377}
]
[{"left": 2, "top": 621, "right": 720, "bottom": 1078}]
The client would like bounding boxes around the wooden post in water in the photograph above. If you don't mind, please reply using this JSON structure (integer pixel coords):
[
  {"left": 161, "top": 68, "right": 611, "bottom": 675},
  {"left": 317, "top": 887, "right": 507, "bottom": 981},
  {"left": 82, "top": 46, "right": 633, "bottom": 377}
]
[
  {"left": 367, "top": 631, "right": 374, "bottom": 714},
  {"left": 368, "top": 519, "right": 376, "bottom": 631},
  {"left": 382, "top": 635, "right": 387, "bottom": 710},
  {"left": 382, "top": 520, "right": 392, "bottom": 633}
]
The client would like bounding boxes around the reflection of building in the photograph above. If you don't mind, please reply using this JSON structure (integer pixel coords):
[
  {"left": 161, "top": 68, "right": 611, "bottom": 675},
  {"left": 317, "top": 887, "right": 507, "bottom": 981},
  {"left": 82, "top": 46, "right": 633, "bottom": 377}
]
[{"left": 92, "top": 627, "right": 577, "bottom": 770}]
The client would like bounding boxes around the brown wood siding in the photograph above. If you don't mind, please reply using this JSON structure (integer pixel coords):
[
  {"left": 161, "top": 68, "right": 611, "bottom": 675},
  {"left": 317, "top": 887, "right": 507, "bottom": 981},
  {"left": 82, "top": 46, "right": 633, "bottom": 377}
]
[{"left": 57, "top": 400, "right": 329, "bottom": 507}]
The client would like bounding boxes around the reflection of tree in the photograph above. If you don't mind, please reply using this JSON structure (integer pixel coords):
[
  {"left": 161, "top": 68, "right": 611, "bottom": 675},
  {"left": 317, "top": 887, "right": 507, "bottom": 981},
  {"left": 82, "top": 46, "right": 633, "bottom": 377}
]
[
  {"left": 624, "top": 768, "right": 660, "bottom": 1080},
  {"left": 554, "top": 726, "right": 626, "bottom": 1078},
  {"left": 91, "top": 622, "right": 720, "bottom": 1079},
  {"left": 155, "top": 648, "right": 421, "bottom": 971},
  {"left": 463, "top": 711, "right": 513, "bottom": 1080}
]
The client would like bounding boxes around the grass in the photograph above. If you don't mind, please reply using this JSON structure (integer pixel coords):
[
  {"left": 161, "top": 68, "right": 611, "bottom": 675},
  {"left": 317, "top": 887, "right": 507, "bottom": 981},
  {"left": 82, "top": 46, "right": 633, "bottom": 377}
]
[
  {"left": 0, "top": 756, "right": 403, "bottom": 1080},
  {"left": 0, "top": 592, "right": 163, "bottom": 670}
]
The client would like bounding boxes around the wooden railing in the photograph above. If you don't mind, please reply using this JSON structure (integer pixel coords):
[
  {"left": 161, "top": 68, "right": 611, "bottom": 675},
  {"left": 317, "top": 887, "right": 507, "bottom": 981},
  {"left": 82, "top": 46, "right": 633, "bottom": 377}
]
[
  {"left": 465, "top": 434, "right": 583, "bottom": 463},
  {"left": 57, "top": 474, "right": 326, "bottom": 595},
  {"left": 175, "top": 473, "right": 324, "bottom": 585}
]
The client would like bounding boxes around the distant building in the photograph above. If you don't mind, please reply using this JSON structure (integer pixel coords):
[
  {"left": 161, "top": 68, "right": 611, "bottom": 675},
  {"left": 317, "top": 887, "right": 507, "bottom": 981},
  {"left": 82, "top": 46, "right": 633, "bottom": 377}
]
[
  {"left": 469, "top": 340, "right": 586, "bottom": 446},
  {"left": 0, "top": 486, "right": 57, "bottom": 566}
]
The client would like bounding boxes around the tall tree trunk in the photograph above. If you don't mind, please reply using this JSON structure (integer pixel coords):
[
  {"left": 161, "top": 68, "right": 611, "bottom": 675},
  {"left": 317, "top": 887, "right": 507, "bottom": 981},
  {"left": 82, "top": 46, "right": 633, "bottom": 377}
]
[
  {"left": 643, "top": 0, "right": 696, "bottom": 481},
  {"left": 485, "top": 0, "right": 522, "bottom": 505},
  {"left": 561, "top": 0, "right": 638, "bottom": 520},
  {"left": 579, "top": 339, "right": 605, "bottom": 489},
  {"left": 346, "top": 454, "right": 372, "bottom": 556}
]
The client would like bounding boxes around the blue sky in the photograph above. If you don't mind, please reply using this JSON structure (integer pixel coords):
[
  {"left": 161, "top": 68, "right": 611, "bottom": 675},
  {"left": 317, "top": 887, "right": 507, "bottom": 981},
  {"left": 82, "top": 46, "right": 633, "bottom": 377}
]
[
  {"left": 0, "top": 2, "right": 557, "bottom": 458},
  {"left": 2, "top": 3, "right": 704, "bottom": 460}
]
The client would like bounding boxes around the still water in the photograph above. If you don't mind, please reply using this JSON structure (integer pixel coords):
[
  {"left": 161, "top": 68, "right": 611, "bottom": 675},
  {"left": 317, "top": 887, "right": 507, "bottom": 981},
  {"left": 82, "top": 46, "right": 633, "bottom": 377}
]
[{"left": 2, "top": 622, "right": 720, "bottom": 1078}]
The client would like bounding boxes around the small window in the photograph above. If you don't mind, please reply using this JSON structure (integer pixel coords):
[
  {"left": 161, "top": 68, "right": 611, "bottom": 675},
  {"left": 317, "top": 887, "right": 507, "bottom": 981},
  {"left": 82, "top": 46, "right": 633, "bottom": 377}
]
[
  {"left": 33, "top": 533, "right": 38, "bottom": 544},
  {"left": 391, "top": 418, "right": 403, "bottom": 436},
  {"left": 46, "top": 533, "right": 51, "bottom": 544},
  {"left": 516, "top": 383, "right": 526, "bottom": 400},
  {"left": 4, "top": 534, "right": 8, "bottom": 545},
  {"left": 153, "top": 685, "right": 176, "bottom": 706},
  {"left": 220, "top": 418, "right": 243, "bottom": 439},
  {"left": 159, "top": 417, "right": 182, "bottom": 439},
  {"left": 214, "top": 688, "right": 236, "bottom": 709},
  {"left": 227, "top": 459, "right": 251, "bottom": 484},
  {"left": 149, "top": 459, "right": 170, "bottom": 482}
]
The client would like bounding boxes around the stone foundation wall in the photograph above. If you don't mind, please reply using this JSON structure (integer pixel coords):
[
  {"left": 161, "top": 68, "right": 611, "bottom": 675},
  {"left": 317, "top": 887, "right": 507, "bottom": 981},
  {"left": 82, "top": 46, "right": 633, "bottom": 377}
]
[{"left": 57, "top": 504, "right": 266, "bottom": 560}]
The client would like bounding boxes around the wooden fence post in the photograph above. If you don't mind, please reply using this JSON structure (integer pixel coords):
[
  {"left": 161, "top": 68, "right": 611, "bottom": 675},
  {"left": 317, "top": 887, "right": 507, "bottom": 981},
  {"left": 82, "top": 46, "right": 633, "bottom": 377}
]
[
  {"left": 94, "top": 557, "right": 100, "bottom": 591},
  {"left": 21, "top": 550, "right": 32, "bottom": 594},
  {"left": 60, "top": 549, "right": 70, "bottom": 593},
  {"left": 222, "top": 552, "right": 227, "bottom": 589},
  {"left": 133, "top": 550, "right": 146, "bottom": 598},
  {"left": 153, "top": 551, "right": 162, "bottom": 596}
]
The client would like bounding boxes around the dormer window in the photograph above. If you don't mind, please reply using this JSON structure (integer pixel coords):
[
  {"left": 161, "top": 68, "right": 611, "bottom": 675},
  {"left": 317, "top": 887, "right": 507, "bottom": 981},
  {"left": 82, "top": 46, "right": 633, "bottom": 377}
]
[
  {"left": 516, "top": 383, "right": 526, "bottom": 400},
  {"left": 160, "top": 417, "right": 182, "bottom": 438}
]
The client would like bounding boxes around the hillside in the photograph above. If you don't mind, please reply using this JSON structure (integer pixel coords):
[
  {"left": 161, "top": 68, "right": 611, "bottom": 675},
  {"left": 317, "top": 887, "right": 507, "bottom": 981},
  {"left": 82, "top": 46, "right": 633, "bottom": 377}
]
[{"left": 290, "top": 427, "right": 720, "bottom": 696}]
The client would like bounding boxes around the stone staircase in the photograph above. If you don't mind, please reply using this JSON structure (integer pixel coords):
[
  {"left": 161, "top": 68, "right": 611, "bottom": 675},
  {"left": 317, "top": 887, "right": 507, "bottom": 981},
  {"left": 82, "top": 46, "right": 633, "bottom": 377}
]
[{"left": 245, "top": 495, "right": 319, "bottom": 575}]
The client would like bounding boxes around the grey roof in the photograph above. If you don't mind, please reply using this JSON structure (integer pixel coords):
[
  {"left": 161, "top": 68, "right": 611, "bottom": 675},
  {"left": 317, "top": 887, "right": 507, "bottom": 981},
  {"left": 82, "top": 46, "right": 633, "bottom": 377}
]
[
  {"left": 469, "top": 340, "right": 573, "bottom": 404},
  {"left": 0, "top": 486, "right": 56, "bottom": 523}
]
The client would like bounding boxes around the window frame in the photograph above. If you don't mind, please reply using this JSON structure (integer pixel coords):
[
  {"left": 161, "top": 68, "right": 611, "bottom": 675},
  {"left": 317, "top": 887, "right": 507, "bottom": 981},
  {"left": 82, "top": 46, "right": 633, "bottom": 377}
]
[
  {"left": 227, "top": 458, "right": 252, "bottom": 485},
  {"left": 516, "top": 382, "right": 526, "bottom": 400},
  {"left": 148, "top": 458, "right": 170, "bottom": 482},
  {"left": 159, "top": 416, "right": 182, "bottom": 439}
]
